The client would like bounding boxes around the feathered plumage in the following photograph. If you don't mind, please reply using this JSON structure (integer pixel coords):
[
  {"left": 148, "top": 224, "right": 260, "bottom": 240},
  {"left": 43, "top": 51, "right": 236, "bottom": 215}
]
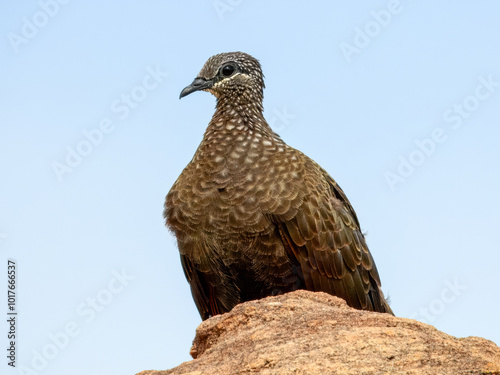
[{"left": 165, "top": 52, "right": 393, "bottom": 320}]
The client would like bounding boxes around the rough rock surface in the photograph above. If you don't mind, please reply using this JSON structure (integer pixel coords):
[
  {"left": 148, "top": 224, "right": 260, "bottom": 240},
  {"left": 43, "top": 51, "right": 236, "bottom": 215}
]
[{"left": 137, "top": 290, "right": 500, "bottom": 375}]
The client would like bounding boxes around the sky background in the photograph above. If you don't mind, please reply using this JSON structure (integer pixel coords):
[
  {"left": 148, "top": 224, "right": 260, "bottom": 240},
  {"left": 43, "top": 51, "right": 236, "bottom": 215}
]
[{"left": 1, "top": 1, "right": 500, "bottom": 374}]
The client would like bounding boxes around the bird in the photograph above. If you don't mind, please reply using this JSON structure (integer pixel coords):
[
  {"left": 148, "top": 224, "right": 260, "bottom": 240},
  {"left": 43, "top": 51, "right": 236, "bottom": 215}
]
[{"left": 165, "top": 52, "right": 393, "bottom": 320}]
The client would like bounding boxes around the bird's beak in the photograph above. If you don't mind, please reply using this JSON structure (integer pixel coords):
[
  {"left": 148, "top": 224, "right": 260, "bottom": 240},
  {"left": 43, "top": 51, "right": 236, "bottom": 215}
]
[{"left": 179, "top": 77, "right": 214, "bottom": 99}]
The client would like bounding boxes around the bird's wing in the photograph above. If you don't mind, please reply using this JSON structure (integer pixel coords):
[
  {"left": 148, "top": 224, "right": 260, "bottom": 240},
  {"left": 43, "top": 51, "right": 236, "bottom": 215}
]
[
  {"left": 273, "top": 160, "right": 393, "bottom": 314},
  {"left": 179, "top": 253, "right": 213, "bottom": 320},
  {"left": 178, "top": 236, "right": 241, "bottom": 320}
]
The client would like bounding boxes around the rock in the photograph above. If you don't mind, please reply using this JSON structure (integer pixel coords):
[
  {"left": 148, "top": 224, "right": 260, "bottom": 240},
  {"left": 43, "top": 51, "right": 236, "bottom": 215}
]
[{"left": 137, "top": 290, "right": 500, "bottom": 375}]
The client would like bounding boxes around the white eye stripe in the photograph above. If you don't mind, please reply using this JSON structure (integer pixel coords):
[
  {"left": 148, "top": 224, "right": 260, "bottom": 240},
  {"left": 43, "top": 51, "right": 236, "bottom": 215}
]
[
  {"left": 212, "top": 72, "right": 242, "bottom": 88},
  {"left": 223, "top": 72, "right": 241, "bottom": 79}
]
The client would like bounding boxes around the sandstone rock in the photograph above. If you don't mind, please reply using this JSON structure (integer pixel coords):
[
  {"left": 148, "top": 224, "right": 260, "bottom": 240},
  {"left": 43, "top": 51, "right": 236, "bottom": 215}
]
[{"left": 137, "top": 290, "right": 500, "bottom": 375}]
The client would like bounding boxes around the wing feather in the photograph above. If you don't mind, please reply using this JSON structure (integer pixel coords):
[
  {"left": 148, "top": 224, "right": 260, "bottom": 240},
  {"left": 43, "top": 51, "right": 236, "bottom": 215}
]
[{"left": 273, "top": 157, "right": 393, "bottom": 314}]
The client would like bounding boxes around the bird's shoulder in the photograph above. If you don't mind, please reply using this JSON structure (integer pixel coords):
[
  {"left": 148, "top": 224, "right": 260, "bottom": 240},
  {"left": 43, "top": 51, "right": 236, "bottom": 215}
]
[{"left": 264, "top": 145, "right": 360, "bottom": 227}]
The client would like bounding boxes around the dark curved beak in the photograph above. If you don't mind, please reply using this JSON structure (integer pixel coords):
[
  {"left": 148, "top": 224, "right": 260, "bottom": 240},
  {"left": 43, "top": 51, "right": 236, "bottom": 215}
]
[{"left": 179, "top": 77, "right": 214, "bottom": 99}]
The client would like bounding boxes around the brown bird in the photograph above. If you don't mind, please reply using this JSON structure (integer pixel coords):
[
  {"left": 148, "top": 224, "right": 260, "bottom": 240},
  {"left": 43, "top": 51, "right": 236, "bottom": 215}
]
[{"left": 165, "top": 52, "right": 393, "bottom": 320}]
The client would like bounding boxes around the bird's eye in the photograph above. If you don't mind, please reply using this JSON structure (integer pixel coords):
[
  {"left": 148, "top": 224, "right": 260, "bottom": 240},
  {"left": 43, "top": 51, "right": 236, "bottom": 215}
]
[{"left": 221, "top": 64, "right": 235, "bottom": 77}]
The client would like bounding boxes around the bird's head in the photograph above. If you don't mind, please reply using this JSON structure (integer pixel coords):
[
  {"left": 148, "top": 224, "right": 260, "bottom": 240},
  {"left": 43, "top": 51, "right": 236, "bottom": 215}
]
[{"left": 180, "top": 52, "right": 265, "bottom": 106}]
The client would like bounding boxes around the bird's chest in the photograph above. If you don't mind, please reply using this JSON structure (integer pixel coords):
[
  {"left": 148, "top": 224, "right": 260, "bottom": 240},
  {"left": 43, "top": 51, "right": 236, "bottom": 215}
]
[
  {"left": 166, "top": 124, "right": 301, "bottom": 237},
  {"left": 167, "top": 147, "right": 272, "bottom": 235}
]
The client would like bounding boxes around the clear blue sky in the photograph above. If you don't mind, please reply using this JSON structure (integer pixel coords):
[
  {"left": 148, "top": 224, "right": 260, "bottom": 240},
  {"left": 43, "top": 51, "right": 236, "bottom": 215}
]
[{"left": 1, "top": 1, "right": 499, "bottom": 374}]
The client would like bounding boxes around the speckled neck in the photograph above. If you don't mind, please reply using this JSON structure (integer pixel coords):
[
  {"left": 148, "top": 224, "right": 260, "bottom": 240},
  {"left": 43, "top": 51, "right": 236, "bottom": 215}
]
[
  {"left": 212, "top": 95, "right": 264, "bottom": 124},
  {"left": 192, "top": 96, "right": 285, "bottom": 176}
]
